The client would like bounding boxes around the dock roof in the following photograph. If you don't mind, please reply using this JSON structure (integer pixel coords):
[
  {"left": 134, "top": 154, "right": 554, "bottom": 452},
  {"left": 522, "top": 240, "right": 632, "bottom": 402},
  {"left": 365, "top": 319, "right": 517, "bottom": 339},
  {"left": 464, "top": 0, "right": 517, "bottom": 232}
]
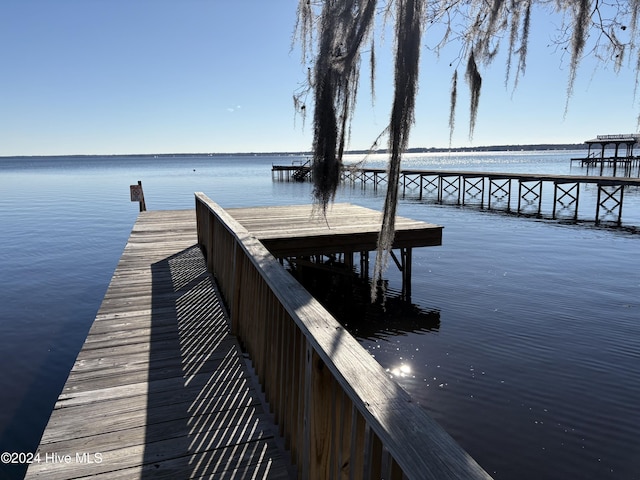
[{"left": 585, "top": 134, "right": 640, "bottom": 144}]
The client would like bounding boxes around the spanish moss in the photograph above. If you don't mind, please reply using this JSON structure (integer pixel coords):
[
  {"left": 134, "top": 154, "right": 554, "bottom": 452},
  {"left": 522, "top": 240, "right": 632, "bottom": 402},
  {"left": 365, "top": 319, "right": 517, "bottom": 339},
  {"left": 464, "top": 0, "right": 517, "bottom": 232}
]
[
  {"left": 295, "top": 0, "right": 640, "bottom": 301},
  {"left": 566, "top": 0, "right": 592, "bottom": 112},
  {"left": 449, "top": 69, "right": 458, "bottom": 146},
  {"left": 465, "top": 50, "right": 482, "bottom": 140},
  {"left": 372, "top": 0, "right": 426, "bottom": 301},
  {"left": 297, "top": 0, "right": 378, "bottom": 213},
  {"left": 517, "top": 1, "right": 532, "bottom": 85}
]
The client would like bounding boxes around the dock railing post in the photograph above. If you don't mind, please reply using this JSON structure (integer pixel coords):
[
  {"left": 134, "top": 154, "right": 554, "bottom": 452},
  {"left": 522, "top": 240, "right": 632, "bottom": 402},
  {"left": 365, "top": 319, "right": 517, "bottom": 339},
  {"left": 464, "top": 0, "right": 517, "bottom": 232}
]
[{"left": 618, "top": 185, "right": 624, "bottom": 225}]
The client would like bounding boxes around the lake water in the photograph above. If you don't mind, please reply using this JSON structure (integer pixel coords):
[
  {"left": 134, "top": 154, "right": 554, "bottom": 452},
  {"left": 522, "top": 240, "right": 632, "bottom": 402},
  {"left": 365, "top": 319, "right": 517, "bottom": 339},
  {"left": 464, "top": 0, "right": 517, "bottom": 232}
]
[{"left": 1, "top": 151, "right": 639, "bottom": 479}]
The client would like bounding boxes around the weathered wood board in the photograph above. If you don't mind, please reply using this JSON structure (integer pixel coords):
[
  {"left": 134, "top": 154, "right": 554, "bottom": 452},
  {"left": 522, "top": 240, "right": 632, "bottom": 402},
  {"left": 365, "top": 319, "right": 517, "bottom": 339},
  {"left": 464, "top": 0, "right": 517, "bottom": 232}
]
[
  {"left": 26, "top": 210, "right": 291, "bottom": 480},
  {"left": 226, "top": 203, "right": 443, "bottom": 256}
]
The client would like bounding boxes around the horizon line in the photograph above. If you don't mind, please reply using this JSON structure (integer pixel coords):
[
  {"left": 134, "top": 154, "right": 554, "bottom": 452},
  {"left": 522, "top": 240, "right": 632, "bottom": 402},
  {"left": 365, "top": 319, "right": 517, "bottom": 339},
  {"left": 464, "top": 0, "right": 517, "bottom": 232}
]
[{"left": 0, "top": 142, "right": 588, "bottom": 159}]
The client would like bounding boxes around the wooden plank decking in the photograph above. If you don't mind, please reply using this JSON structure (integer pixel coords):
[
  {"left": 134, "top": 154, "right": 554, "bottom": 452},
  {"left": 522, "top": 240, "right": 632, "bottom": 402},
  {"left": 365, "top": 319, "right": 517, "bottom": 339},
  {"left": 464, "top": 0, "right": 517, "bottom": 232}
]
[
  {"left": 226, "top": 203, "right": 442, "bottom": 256},
  {"left": 28, "top": 203, "right": 445, "bottom": 479},
  {"left": 26, "top": 210, "right": 292, "bottom": 480}
]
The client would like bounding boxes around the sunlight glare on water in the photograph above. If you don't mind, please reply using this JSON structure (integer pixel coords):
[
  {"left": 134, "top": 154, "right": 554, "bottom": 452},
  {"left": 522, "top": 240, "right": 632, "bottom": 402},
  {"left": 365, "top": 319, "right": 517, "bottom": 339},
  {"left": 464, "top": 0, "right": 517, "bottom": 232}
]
[{"left": 387, "top": 363, "right": 412, "bottom": 378}]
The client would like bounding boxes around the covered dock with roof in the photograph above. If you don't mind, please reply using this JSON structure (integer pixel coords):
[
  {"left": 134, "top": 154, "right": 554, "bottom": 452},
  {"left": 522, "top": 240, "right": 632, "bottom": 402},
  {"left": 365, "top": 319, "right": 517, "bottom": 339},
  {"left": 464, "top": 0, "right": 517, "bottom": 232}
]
[{"left": 572, "top": 133, "right": 640, "bottom": 174}]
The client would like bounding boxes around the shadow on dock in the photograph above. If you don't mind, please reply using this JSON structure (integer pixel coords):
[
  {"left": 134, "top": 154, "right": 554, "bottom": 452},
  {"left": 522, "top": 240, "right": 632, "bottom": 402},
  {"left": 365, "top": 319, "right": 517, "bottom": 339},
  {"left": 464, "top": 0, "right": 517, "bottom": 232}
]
[{"left": 141, "top": 246, "right": 286, "bottom": 478}]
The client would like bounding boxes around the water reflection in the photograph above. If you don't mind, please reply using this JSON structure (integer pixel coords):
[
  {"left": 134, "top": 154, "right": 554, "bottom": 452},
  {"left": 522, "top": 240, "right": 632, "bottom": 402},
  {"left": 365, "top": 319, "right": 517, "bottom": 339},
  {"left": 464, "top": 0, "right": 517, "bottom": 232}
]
[
  {"left": 286, "top": 259, "right": 441, "bottom": 341},
  {"left": 387, "top": 363, "right": 412, "bottom": 379},
  {"left": 343, "top": 294, "right": 441, "bottom": 341}
]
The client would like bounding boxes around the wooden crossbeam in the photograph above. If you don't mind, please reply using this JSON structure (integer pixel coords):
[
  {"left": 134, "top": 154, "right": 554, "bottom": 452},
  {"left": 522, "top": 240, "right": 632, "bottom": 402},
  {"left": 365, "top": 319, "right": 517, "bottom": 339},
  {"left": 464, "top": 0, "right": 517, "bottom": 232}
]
[
  {"left": 596, "top": 184, "right": 625, "bottom": 225},
  {"left": 462, "top": 177, "right": 485, "bottom": 207},
  {"left": 517, "top": 180, "right": 543, "bottom": 215},
  {"left": 552, "top": 182, "right": 580, "bottom": 220}
]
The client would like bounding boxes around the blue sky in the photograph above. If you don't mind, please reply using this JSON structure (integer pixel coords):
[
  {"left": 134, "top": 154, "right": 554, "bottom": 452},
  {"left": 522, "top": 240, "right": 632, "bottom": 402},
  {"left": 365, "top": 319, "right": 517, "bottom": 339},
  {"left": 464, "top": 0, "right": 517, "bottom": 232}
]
[{"left": 1, "top": 1, "right": 639, "bottom": 156}]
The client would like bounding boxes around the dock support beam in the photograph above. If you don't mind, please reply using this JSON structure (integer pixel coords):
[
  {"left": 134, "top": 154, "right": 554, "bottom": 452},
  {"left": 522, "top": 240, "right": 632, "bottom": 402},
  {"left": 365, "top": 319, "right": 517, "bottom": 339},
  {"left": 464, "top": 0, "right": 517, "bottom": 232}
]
[
  {"left": 462, "top": 176, "right": 485, "bottom": 207},
  {"left": 552, "top": 182, "right": 580, "bottom": 221},
  {"left": 488, "top": 178, "right": 511, "bottom": 211},
  {"left": 517, "top": 180, "right": 543, "bottom": 216},
  {"left": 360, "top": 251, "right": 370, "bottom": 280},
  {"left": 438, "top": 175, "right": 462, "bottom": 204},
  {"left": 389, "top": 247, "right": 413, "bottom": 302},
  {"left": 419, "top": 175, "right": 439, "bottom": 201},
  {"left": 596, "top": 184, "right": 624, "bottom": 225}
]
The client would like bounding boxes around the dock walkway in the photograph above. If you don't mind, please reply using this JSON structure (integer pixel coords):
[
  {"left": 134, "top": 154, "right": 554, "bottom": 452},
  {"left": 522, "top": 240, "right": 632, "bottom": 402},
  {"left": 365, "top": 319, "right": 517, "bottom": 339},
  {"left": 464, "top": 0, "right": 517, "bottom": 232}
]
[
  {"left": 25, "top": 210, "right": 292, "bottom": 479},
  {"left": 28, "top": 198, "right": 491, "bottom": 480},
  {"left": 272, "top": 164, "right": 640, "bottom": 226}
]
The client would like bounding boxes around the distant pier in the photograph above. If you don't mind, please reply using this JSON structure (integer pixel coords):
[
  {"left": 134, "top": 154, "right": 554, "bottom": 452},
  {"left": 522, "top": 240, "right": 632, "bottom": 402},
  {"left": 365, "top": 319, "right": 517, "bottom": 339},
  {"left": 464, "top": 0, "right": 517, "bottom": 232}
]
[
  {"left": 571, "top": 133, "right": 640, "bottom": 175},
  {"left": 271, "top": 159, "right": 311, "bottom": 182},
  {"left": 272, "top": 163, "right": 640, "bottom": 227}
]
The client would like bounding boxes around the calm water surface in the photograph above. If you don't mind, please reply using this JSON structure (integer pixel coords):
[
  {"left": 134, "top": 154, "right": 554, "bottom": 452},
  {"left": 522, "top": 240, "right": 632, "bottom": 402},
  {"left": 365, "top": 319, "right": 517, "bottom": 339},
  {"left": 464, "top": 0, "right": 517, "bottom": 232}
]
[{"left": 0, "top": 152, "right": 639, "bottom": 479}]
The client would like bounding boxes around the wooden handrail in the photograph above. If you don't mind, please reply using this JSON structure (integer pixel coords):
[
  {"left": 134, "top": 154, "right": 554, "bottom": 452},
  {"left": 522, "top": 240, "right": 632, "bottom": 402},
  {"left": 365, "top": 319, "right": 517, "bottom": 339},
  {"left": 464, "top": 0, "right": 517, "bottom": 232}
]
[{"left": 195, "top": 192, "right": 492, "bottom": 480}]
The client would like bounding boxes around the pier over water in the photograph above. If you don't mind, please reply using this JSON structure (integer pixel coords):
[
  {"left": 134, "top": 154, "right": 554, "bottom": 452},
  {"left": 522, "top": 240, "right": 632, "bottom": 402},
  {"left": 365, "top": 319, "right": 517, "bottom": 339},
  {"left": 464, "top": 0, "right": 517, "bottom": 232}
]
[
  {"left": 27, "top": 194, "right": 491, "bottom": 479},
  {"left": 571, "top": 133, "right": 640, "bottom": 175},
  {"left": 25, "top": 209, "right": 292, "bottom": 479},
  {"left": 273, "top": 163, "right": 640, "bottom": 227}
]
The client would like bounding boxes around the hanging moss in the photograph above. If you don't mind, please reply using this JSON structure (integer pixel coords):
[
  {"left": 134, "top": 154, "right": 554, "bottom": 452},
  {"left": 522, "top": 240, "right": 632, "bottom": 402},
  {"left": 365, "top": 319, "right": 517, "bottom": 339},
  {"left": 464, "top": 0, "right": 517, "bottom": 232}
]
[
  {"left": 566, "top": 0, "right": 591, "bottom": 109},
  {"left": 449, "top": 69, "right": 458, "bottom": 146},
  {"left": 517, "top": 1, "right": 532, "bottom": 85},
  {"left": 296, "top": 0, "right": 378, "bottom": 213},
  {"left": 295, "top": 0, "right": 640, "bottom": 301},
  {"left": 465, "top": 50, "right": 482, "bottom": 140},
  {"left": 372, "top": 0, "right": 426, "bottom": 301}
]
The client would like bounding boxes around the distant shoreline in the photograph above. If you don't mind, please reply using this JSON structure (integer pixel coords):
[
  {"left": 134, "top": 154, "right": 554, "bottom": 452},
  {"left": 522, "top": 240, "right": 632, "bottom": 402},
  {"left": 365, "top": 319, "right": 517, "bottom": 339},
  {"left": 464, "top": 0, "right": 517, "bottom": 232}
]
[
  {"left": 1, "top": 143, "right": 588, "bottom": 159},
  {"left": 406, "top": 143, "right": 588, "bottom": 153}
]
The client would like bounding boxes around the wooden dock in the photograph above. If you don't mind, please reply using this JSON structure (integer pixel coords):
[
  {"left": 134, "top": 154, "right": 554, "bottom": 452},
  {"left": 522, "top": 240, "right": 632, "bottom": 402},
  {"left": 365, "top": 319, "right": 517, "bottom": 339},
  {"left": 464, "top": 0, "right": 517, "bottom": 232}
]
[
  {"left": 29, "top": 197, "right": 491, "bottom": 480},
  {"left": 571, "top": 133, "right": 640, "bottom": 174},
  {"left": 195, "top": 194, "right": 491, "bottom": 479},
  {"left": 271, "top": 160, "right": 311, "bottom": 182},
  {"left": 224, "top": 203, "right": 441, "bottom": 302},
  {"left": 25, "top": 210, "right": 293, "bottom": 479},
  {"left": 272, "top": 164, "right": 640, "bottom": 226},
  {"left": 225, "top": 203, "right": 441, "bottom": 255}
]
